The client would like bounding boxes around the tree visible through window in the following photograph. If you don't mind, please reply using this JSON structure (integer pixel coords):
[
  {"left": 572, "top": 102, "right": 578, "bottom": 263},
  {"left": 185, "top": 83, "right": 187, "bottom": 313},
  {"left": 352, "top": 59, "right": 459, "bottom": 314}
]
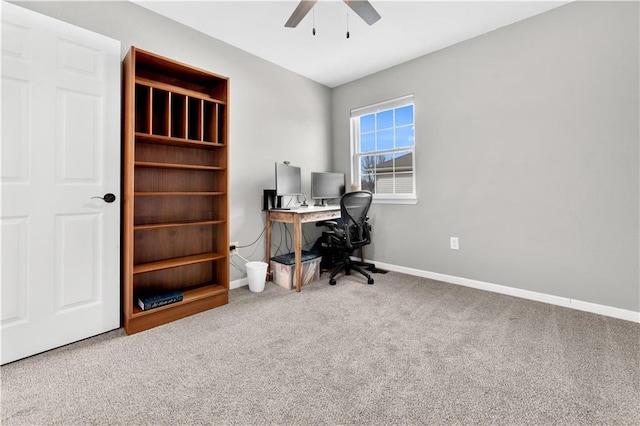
[{"left": 351, "top": 95, "right": 416, "bottom": 202}]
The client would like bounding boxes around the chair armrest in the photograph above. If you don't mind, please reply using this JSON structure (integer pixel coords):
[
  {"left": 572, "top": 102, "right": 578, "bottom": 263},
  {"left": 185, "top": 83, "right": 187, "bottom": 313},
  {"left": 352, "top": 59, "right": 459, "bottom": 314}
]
[{"left": 316, "top": 220, "right": 339, "bottom": 228}]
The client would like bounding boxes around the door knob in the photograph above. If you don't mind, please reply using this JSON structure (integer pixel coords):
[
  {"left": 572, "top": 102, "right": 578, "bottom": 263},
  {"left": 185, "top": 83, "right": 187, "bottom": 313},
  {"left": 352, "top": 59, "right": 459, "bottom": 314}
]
[{"left": 92, "top": 193, "right": 116, "bottom": 203}]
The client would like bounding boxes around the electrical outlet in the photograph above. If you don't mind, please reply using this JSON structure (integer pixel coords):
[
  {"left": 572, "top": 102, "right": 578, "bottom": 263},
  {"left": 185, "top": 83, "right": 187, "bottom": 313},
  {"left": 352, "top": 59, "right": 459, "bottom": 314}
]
[
  {"left": 450, "top": 237, "right": 459, "bottom": 250},
  {"left": 230, "top": 241, "right": 239, "bottom": 255}
]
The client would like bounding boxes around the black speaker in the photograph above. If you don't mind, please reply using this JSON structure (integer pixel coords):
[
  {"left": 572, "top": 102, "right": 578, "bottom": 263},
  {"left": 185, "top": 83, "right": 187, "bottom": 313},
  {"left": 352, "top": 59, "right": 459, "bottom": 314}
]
[{"left": 263, "top": 189, "right": 276, "bottom": 211}]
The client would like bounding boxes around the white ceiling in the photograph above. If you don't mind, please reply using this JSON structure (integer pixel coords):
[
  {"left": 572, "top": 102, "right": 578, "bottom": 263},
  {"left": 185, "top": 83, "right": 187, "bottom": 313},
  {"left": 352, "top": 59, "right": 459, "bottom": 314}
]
[{"left": 133, "top": 1, "right": 568, "bottom": 88}]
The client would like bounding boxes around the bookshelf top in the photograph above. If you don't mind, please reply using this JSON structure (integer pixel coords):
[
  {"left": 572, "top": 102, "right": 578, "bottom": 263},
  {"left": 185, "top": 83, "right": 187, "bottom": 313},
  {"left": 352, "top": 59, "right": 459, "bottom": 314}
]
[{"left": 132, "top": 47, "right": 228, "bottom": 103}]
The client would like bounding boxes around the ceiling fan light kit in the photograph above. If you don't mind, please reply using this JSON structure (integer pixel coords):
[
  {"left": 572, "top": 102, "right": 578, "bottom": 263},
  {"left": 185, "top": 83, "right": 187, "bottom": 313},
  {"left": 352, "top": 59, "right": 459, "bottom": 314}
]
[{"left": 285, "top": 0, "right": 381, "bottom": 38}]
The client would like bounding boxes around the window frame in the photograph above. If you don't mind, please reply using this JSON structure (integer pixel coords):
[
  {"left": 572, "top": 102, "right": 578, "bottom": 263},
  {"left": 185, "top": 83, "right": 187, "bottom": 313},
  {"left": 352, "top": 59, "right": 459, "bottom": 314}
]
[{"left": 350, "top": 94, "right": 417, "bottom": 204}]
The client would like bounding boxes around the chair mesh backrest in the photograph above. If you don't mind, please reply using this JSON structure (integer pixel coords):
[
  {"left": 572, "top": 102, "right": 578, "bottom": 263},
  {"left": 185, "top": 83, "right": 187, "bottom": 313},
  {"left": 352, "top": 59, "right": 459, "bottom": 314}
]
[{"left": 340, "top": 190, "right": 373, "bottom": 249}]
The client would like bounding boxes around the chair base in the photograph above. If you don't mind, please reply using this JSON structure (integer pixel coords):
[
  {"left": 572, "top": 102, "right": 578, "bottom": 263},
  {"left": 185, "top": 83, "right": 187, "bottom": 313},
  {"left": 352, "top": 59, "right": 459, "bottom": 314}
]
[{"left": 328, "top": 256, "right": 374, "bottom": 285}]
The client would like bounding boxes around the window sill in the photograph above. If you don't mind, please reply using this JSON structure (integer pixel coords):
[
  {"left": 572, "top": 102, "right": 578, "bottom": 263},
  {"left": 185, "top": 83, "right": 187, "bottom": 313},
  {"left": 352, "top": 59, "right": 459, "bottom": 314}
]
[{"left": 372, "top": 196, "right": 418, "bottom": 205}]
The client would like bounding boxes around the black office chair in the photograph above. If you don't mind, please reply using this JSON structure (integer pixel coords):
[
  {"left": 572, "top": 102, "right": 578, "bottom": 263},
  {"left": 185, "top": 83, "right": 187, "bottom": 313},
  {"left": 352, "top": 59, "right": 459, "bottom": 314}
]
[{"left": 318, "top": 190, "right": 375, "bottom": 285}]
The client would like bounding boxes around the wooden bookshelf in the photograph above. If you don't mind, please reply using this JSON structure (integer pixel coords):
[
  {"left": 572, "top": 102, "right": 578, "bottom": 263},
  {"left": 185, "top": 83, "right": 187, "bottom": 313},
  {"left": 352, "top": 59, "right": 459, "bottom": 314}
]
[{"left": 122, "top": 47, "right": 229, "bottom": 334}]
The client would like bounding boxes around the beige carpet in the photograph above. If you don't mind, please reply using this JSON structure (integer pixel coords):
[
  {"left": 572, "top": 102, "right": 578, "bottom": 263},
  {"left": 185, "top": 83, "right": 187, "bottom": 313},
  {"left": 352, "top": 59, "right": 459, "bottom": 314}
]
[{"left": 2, "top": 271, "right": 639, "bottom": 425}]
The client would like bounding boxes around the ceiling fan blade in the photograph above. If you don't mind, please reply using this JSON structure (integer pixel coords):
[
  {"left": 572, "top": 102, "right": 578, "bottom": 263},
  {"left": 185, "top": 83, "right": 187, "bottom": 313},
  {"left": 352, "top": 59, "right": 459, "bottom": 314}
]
[
  {"left": 284, "top": 0, "right": 319, "bottom": 28},
  {"left": 344, "top": 0, "right": 381, "bottom": 26}
]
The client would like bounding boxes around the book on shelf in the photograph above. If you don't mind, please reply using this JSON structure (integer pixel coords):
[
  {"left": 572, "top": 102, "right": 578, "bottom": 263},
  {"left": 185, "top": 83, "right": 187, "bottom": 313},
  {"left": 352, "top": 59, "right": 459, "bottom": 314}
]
[{"left": 137, "top": 290, "right": 183, "bottom": 311}]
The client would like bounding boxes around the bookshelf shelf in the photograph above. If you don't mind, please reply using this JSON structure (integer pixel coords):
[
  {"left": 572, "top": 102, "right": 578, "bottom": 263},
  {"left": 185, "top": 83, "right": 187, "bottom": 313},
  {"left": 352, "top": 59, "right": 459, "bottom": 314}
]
[
  {"left": 131, "top": 283, "right": 227, "bottom": 317},
  {"left": 134, "top": 220, "right": 226, "bottom": 231},
  {"left": 135, "top": 161, "right": 225, "bottom": 171},
  {"left": 133, "top": 252, "right": 226, "bottom": 274},
  {"left": 134, "top": 191, "right": 225, "bottom": 197},
  {"left": 135, "top": 77, "right": 226, "bottom": 105},
  {"left": 135, "top": 132, "right": 226, "bottom": 149}
]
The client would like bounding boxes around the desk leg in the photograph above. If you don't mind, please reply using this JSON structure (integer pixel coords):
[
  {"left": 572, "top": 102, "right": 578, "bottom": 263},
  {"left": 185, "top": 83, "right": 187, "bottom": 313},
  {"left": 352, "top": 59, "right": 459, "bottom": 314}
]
[
  {"left": 293, "top": 214, "right": 302, "bottom": 292},
  {"left": 265, "top": 211, "right": 272, "bottom": 280}
]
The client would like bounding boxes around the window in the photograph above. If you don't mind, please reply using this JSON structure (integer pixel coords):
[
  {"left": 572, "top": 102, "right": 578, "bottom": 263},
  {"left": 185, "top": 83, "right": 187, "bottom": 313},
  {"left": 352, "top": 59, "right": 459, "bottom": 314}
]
[{"left": 350, "top": 95, "right": 416, "bottom": 204}]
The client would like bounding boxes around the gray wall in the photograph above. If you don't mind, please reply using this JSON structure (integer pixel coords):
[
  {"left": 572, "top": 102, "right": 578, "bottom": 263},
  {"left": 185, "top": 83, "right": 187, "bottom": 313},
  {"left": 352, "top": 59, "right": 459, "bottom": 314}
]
[
  {"left": 15, "top": 1, "right": 333, "bottom": 281},
  {"left": 332, "top": 1, "right": 639, "bottom": 311}
]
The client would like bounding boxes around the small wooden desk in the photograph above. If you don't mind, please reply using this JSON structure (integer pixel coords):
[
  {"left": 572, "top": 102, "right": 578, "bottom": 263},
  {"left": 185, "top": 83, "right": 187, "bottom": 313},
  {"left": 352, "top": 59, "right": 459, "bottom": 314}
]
[{"left": 265, "top": 205, "right": 341, "bottom": 292}]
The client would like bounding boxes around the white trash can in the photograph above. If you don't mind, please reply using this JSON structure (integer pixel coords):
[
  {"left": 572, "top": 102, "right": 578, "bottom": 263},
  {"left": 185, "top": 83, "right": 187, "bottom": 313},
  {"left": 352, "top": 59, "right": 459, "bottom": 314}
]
[{"left": 246, "top": 261, "right": 268, "bottom": 292}]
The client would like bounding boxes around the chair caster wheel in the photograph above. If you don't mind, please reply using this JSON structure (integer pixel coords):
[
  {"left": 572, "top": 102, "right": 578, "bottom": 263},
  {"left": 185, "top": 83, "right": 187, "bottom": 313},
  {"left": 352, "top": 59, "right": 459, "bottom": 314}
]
[
  {"left": 329, "top": 279, "right": 336, "bottom": 285},
  {"left": 367, "top": 278, "right": 374, "bottom": 285}
]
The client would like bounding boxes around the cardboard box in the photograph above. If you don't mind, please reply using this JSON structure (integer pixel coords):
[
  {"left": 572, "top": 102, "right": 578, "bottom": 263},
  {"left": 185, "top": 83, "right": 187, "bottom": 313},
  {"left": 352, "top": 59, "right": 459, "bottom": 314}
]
[{"left": 270, "top": 251, "right": 321, "bottom": 290}]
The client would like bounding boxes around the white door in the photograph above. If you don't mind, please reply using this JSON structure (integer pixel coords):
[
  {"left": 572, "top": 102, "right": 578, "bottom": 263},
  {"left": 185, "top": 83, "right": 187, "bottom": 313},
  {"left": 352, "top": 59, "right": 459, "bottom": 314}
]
[{"left": 1, "top": 2, "right": 121, "bottom": 365}]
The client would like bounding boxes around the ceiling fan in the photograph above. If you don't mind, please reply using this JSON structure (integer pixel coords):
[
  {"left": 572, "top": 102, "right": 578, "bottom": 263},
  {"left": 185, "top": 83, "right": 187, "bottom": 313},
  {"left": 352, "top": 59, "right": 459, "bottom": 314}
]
[{"left": 284, "top": 0, "right": 381, "bottom": 28}]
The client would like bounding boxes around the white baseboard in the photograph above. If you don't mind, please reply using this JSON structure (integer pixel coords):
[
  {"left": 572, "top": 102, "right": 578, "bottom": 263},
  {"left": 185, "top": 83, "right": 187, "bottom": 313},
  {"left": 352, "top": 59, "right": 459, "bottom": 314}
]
[
  {"left": 229, "top": 260, "right": 639, "bottom": 323},
  {"left": 369, "top": 260, "right": 640, "bottom": 324},
  {"left": 230, "top": 277, "right": 248, "bottom": 290}
]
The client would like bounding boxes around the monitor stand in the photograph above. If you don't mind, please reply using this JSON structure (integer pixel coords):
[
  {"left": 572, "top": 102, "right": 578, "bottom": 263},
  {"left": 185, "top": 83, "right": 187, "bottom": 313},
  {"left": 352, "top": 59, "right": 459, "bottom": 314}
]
[{"left": 314, "top": 199, "right": 329, "bottom": 207}]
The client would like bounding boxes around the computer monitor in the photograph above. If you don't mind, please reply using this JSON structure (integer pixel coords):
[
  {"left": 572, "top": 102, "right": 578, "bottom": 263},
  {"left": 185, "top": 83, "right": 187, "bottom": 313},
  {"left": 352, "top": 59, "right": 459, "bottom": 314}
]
[
  {"left": 311, "top": 172, "right": 345, "bottom": 206},
  {"left": 275, "top": 162, "right": 302, "bottom": 208}
]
